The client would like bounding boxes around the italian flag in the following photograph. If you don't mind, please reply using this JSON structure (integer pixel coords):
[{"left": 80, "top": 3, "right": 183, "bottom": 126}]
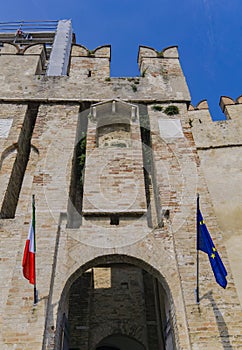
[{"left": 22, "top": 222, "right": 35, "bottom": 285}]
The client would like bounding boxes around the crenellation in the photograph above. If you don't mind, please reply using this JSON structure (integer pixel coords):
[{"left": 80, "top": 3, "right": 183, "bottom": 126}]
[
  {"left": 219, "top": 95, "right": 242, "bottom": 121},
  {"left": 188, "top": 102, "right": 213, "bottom": 128},
  {"left": 71, "top": 44, "right": 111, "bottom": 58},
  {"left": 219, "top": 95, "right": 235, "bottom": 115},
  {"left": 69, "top": 44, "right": 111, "bottom": 79},
  {"left": 137, "top": 45, "right": 190, "bottom": 102},
  {"left": 188, "top": 99, "right": 242, "bottom": 149},
  {"left": 0, "top": 45, "right": 46, "bottom": 79}
]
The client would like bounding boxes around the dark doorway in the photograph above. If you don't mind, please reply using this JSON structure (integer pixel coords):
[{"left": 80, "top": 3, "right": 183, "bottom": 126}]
[
  {"left": 96, "top": 334, "right": 145, "bottom": 350},
  {"left": 64, "top": 263, "right": 175, "bottom": 350},
  {"left": 97, "top": 346, "right": 120, "bottom": 350}
]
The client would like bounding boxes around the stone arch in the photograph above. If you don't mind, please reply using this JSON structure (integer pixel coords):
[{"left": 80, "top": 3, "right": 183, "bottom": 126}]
[
  {"left": 0, "top": 142, "right": 39, "bottom": 172},
  {"left": 97, "top": 123, "right": 131, "bottom": 148},
  {"left": 0, "top": 141, "right": 39, "bottom": 217},
  {"left": 92, "top": 100, "right": 136, "bottom": 148},
  {"left": 62, "top": 254, "right": 171, "bottom": 294},
  {"left": 55, "top": 254, "right": 177, "bottom": 350},
  {"left": 0, "top": 144, "right": 18, "bottom": 212},
  {"left": 95, "top": 333, "right": 146, "bottom": 350},
  {"left": 0, "top": 141, "right": 39, "bottom": 218},
  {"left": 0, "top": 103, "right": 39, "bottom": 218},
  {"left": 0, "top": 143, "right": 18, "bottom": 171}
]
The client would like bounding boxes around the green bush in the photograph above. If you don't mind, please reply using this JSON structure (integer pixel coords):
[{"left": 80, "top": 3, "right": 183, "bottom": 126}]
[
  {"left": 164, "top": 105, "right": 179, "bottom": 115},
  {"left": 152, "top": 105, "right": 163, "bottom": 112}
]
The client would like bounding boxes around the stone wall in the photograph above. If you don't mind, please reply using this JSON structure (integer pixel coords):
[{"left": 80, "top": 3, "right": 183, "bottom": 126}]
[
  {"left": 188, "top": 98, "right": 242, "bottom": 306},
  {"left": 0, "top": 37, "right": 242, "bottom": 350}
]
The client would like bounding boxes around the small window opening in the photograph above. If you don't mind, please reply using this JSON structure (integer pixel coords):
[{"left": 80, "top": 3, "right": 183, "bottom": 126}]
[
  {"left": 110, "top": 214, "right": 119, "bottom": 225},
  {"left": 121, "top": 282, "right": 129, "bottom": 289},
  {"left": 88, "top": 70, "right": 92, "bottom": 77}
]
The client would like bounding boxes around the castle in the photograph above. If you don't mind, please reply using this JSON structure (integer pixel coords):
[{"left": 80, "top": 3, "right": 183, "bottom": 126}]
[{"left": 0, "top": 20, "right": 242, "bottom": 350}]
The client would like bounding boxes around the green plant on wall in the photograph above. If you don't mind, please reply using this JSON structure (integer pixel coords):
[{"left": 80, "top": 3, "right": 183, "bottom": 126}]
[
  {"left": 152, "top": 105, "right": 163, "bottom": 112},
  {"left": 141, "top": 67, "right": 148, "bottom": 77},
  {"left": 77, "top": 135, "right": 87, "bottom": 186},
  {"left": 164, "top": 105, "right": 179, "bottom": 115},
  {"left": 87, "top": 50, "right": 95, "bottom": 57},
  {"left": 131, "top": 84, "right": 137, "bottom": 92},
  {"left": 157, "top": 50, "right": 164, "bottom": 58}
]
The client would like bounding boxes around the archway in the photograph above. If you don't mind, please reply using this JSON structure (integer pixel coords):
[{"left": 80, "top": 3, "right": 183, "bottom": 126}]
[
  {"left": 55, "top": 255, "right": 177, "bottom": 350},
  {"left": 96, "top": 334, "right": 146, "bottom": 350}
]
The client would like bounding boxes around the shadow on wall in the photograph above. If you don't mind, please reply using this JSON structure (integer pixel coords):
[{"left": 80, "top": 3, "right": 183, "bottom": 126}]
[
  {"left": 202, "top": 291, "right": 232, "bottom": 350},
  {"left": 42, "top": 212, "right": 67, "bottom": 350}
]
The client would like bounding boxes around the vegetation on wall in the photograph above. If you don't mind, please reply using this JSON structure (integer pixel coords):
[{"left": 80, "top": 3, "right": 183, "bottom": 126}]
[
  {"left": 77, "top": 134, "right": 87, "bottom": 186},
  {"left": 87, "top": 50, "right": 95, "bottom": 57},
  {"left": 157, "top": 51, "right": 164, "bottom": 58},
  {"left": 67, "top": 104, "right": 89, "bottom": 228},
  {"left": 152, "top": 105, "right": 163, "bottom": 112},
  {"left": 131, "top": 84, "right": 137, "bottom": 92},
  {"left": 164, "top": 105, "right": 179, "bottom": 115},
  {"left": 141, "top": 67, "right": 148, "bottom": 77},
  {"left": 127, "top": 77, "right": 140, "bottom": 90}
]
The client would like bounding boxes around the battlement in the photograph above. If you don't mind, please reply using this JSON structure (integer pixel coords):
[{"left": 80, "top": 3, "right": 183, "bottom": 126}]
[
  {"left": 0, "top": 35, "right": 191, "bottom": 102},
  {"left": 188, "top": 98, "right": 242, "bottom": 149},
  {"left": 69, "top": 44, "right": 111, "bottom": 79},
  {"left": 189, "top": 95, "right": 242, "bottom": 121},
  {"left": 138, "top": 45, "right": 179, "bottom": 69}
]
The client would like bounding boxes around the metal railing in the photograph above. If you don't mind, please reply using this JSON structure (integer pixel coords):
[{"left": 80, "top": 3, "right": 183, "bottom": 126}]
[
  {"left": 0, "top": 20, "right": 59, "bottom": 51},
  {"left": 0, "top": 20, "right": 58, "bottom": 33}
]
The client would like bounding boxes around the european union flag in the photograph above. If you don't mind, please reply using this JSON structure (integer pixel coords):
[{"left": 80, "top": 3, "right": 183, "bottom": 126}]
[{"left": 197, "top": 209, "right": 227, "bottom": 289}]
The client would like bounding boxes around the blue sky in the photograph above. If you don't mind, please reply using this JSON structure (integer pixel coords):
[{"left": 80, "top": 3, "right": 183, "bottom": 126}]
[{"left": 1, "top": 0, "right": 242, "bottom": 120}]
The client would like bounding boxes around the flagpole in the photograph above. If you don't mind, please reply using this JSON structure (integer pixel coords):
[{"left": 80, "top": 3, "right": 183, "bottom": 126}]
[
  {"left": 196, "top": 193, "right": 200, "bottom": 304},
  {"left": 32, "top": 194, "right": 38, "bottom": 305}
]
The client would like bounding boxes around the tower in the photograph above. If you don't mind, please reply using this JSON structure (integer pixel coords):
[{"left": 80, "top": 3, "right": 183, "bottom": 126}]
[{"left": 0, "top": 20, "right": 242, "bottom": 350}]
